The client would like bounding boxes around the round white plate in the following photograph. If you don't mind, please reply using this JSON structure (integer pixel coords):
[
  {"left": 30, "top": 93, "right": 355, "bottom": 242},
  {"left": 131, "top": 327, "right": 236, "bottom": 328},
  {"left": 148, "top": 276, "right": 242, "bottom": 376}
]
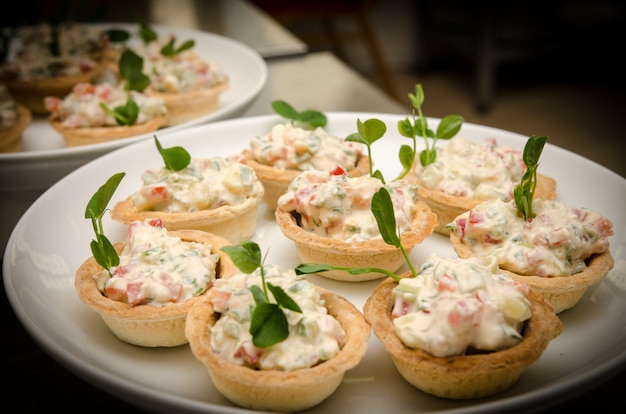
[
  {"left": 0, "top": 22, "right": 267, "bottom": 192},
  {"left": 4, "top": 113, "right": 625, "bottom": 413}
]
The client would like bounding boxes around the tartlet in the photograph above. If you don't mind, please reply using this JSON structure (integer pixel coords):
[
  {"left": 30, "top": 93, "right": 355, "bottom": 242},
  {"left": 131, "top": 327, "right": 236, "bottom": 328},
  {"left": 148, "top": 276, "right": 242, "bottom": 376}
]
[
  {"left": 132, "top": 38, "right": 229, "bottom": 127},
  {"left": 45, "top": 82, "right": 167, "bottom": 147},
  {"left": 364, "top": 267, "right": 562, "bottom": 399},
  {"left": 111, "top": 156, "right": 265, "bottom": 244},
  {"left": 408, "top": 137, "right": 558, "bottom": 235},
  {"left": 0, "top": 86, "right": 32, "bottom": 152},
  {"left": 448, "top": 198, "right": 615, "bottom": 313},
  {"left": 1, "top": 23, "right": 106, "bottom": 114},
  {"left": 240, "top": 122, "right": 370, "bottom": 209},
  {"left": 275, "top": 170, "right": 437, "bottom": 281},
  {"left": 75, "top": 225, "right": 237, "bottom": 347},
  {"left": 185, "top": 270, "right": 370, "bottom": 412}
]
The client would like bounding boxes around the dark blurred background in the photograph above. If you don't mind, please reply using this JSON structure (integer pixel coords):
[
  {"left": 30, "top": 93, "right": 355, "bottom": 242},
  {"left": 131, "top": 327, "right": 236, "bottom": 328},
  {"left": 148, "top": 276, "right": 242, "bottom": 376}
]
[{"left": 3, "top": 0, "right": 624, "bottom": 176}]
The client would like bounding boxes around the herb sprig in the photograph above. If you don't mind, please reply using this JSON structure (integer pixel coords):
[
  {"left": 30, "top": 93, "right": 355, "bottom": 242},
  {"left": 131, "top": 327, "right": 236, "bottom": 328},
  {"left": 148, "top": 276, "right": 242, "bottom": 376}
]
[
  {"left": 271, "top": 100, "right": 327, "bottom": 130},
  {"left": 401, "top": 84, "right": 464, "bottom": 168},
  {"left": 85, "top": 172, "right": 125, "bottom": 274},
  {"left": 221, "top": 241, "right": 302, "bottom": 348},
  {"left": 296, "top": 186, "right": 416, "bottom": 281},
  {"left": 154, "top": 136, "right": 191, "bottom": 171},
  {"left": 513, "top": 135, "right": 547, "bottom": 220},
  {"left": 344, "top": 83, "right": 463, "bottom": 183}
]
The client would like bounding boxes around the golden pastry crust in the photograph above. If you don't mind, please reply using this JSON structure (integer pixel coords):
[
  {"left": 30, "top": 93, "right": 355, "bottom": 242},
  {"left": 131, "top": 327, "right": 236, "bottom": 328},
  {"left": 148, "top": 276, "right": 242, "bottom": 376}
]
[
  {"left": 364, "top": 276, "right": 562, "bottom": 400},
  {"left": 49, "top": 114, "right": 166, "bottom": 147},
  {"left": 74, "top": 229, "right": 237, "bottom": 347},
  {"left": 413, "top": 173, "right": 557, "bottom": 235},
  {"left": 185, "top": 286, "right": 370, "bottom": 412},
  {"left": 0, "top": 104, "right": 31, "bottom": 152},
  {"left": 241, "top": 149, "right": 370, "bottom": 210},
  {"left": 110, "top": 180, "right": 264, "bottom": 244},
  {"left": 449, "top": 232, "right": 615, "bottom": 314},
  {"left": 4, "top": 65, "right": 103, "bottom": 115},
  {"left": 148, "top": 82, "right": 228, "bottom": 127},
  {"left": 275, "top": 199, "right": 437, "bottom": 281}
]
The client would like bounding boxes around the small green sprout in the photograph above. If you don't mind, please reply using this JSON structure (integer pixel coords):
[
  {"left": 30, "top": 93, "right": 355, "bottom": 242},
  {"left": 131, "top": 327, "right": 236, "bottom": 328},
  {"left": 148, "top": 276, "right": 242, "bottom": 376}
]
[
  {"left": 160, "top": 36, "right": 195, "bottom": 57},
  {"left": 84, "top": 172, "right": 125, "bottom": 274},
  {"left": 400, "top": 84, "right": 464, "bottom": 168},
  {"left": 154, "top": 136, "right": 191, "bottom": 171},
  {"left": 221, "top": 241, "right": 302, "bottom": 348},
  {"left": 271, "top": 100, "right": 327, "bottom": 130},
  {"left": 345, "top": 118, "right": 387, "bottom": 182},
  {"left": 118, "top": 48, "right": 150, "bottom": 92},
  {"left": 514, "top": 135, "right": 548, "bottom": 220},
  {"left": 99, "top": 98, "right": 139, "bottom": 126}
]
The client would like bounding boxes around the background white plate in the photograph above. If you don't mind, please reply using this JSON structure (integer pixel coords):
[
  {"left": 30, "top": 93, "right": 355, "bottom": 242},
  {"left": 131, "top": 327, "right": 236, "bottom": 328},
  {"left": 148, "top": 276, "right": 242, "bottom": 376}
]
[
  {"left": 4, "top": 113, "right": 625, "bottom": 413},
  {"left": 0, "top": 22, "right": 268, "bottom": 192}
]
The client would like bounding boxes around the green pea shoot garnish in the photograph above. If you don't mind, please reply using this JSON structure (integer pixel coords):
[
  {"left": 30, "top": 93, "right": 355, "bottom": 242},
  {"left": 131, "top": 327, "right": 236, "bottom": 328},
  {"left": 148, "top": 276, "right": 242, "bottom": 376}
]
[
  {"left": 271, "top": 100, "right": 327, "bottom": 130},
  {"left": 154, "top": 136, "right": 191, "bottom": 171},
  {"left": 221, "top": 241, "right": 302, "bottom": 348},
  {"left": 513, "top": 135, "right": 548, "bottom": 220},
  {"left": 85, "top": 172, "right": 125, "bottom": 274}
]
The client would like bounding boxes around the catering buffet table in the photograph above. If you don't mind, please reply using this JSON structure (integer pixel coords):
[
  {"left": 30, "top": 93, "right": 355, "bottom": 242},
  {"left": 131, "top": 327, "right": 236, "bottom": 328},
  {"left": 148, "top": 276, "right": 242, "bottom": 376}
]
[{"left": 1, "top": 1, "right": 624, "bottom": 412}]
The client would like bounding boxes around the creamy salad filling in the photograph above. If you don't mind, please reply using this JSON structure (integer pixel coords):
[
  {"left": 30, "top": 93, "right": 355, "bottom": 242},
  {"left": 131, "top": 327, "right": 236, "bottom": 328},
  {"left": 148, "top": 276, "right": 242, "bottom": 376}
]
[
  {"left": 133, "top": 36, "right": 228, "bottom": 93},
  {"left": 0, "top": 85, "right": 18, "bottom": 130},
  {"left": 0, "top": 23, "right": 102, "bottom": 81},
  {"left": 208, "top": 266, "right": 346, "bottom": 371},
  {"left": 277, "top": 167, "right": 418, "bottom": 242},
  {"left": 93, "top": 218, "right": 220, "bottom": 306},
  {"left": 392, "top": 253, "right": 532, "bottom": 357},
  {"left": 249, "top": 122, "right": 362, "bottom": 171},
  {"left": 131, "top": 156, "right": 263, "bottom": 213},
  {"left": 448, "top": 198, "right": 614, "bottom": 277},
  {"left": 43, "top": 82, "right": 167, "bottom": 128},
  {"left": 414, "top": 137, "right": 526, "bottom": 200}
]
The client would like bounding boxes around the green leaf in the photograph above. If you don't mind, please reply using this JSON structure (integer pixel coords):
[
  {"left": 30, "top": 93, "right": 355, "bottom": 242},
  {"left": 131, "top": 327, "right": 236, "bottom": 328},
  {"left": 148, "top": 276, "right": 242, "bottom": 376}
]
[
  {"left": 268, "top": 283, "right": 302, "bottom": 313},
  {"left": 85, "top": 172, "right": 125, "bottom": 220},
  {"left": 249, "top": 284, "right": 268, "bottom": 305},
  {"left": 119, "top": 49, "right": 150, "bottom": 92},
  {"left": 154, "top": 136, "right": 191, "bottom": 171},
  {"left": 371, "top": 187, "right": 401, "bottom": 247},
  {"left": 514, "top": 135, "right": 547, "bottom": 219},
  {"left": 160, "top": 37, "right": 195, "bottom": 57},
  {"left": 106, "top": 28, "right": 130, "bottom": 43},
  {"left": 138, "top": 21, "right": 157, "bottom": 44},
  {"left": 270, "top": 100, "right": 327, "bottom": 129},
  {"left": 295, "top": 263, "right": 334, "bottom": 274},
  {"left": 436, "top": 115, "right": 464, "bottom": 139},
  {"left": 221, "top": 241, "right": 262, "bottom": 274},
  {"left": 90, "top": 233, "right": 119, "bottom": 270},
  {"left": 398, "top": 145, "right": 415, "bottom": 171},
  {"left": 250, "top": 303, "right": 289, "bottom": 347}
]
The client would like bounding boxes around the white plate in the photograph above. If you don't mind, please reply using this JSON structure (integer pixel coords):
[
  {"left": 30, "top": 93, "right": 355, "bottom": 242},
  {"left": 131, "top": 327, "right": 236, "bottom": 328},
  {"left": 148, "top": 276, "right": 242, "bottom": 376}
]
[
  {"left": 4, "top": 113, "right": 626, "bottom": 413},
  {"left": 0, "top": 22, "right": 267, "bottom": 192}
]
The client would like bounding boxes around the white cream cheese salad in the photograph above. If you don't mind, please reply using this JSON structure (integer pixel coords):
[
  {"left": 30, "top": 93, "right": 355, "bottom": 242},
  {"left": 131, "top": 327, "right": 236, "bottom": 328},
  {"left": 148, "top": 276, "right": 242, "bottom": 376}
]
[
  {"left": 93, "top": 219, "right": 220, "bottom": 306},
  {"left": 249, "top": 122, "right": 362, "bottom": 171},
  {"left": 133, "top": 35, "right": 227, "bottom": 93},
  {"left": 392, "top": 253, "right": 532, "bottom": 357},
  {"left": 414, "top": 137, "right": 527, "bottom": 200},
  {"left": 277, "top": 167, "right": 418, "bottom": 242},
  {"left": 448, "top": 198, "right": 614, "bottom": 277},
  {"left": 44, "top": 82, "right": 166, "bottom": 128},
  {"left": 208, "top": 265, "right": 346, "bottom": 371},
  {"left": 130, "top": 156, "right": 263, "bottom": 213}
]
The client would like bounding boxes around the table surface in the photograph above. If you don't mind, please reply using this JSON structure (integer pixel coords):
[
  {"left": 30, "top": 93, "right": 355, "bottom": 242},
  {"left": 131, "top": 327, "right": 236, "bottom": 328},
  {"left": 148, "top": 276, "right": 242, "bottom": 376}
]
[{"left": 2, "top": 1, "right": 624, "bottom": 411}]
